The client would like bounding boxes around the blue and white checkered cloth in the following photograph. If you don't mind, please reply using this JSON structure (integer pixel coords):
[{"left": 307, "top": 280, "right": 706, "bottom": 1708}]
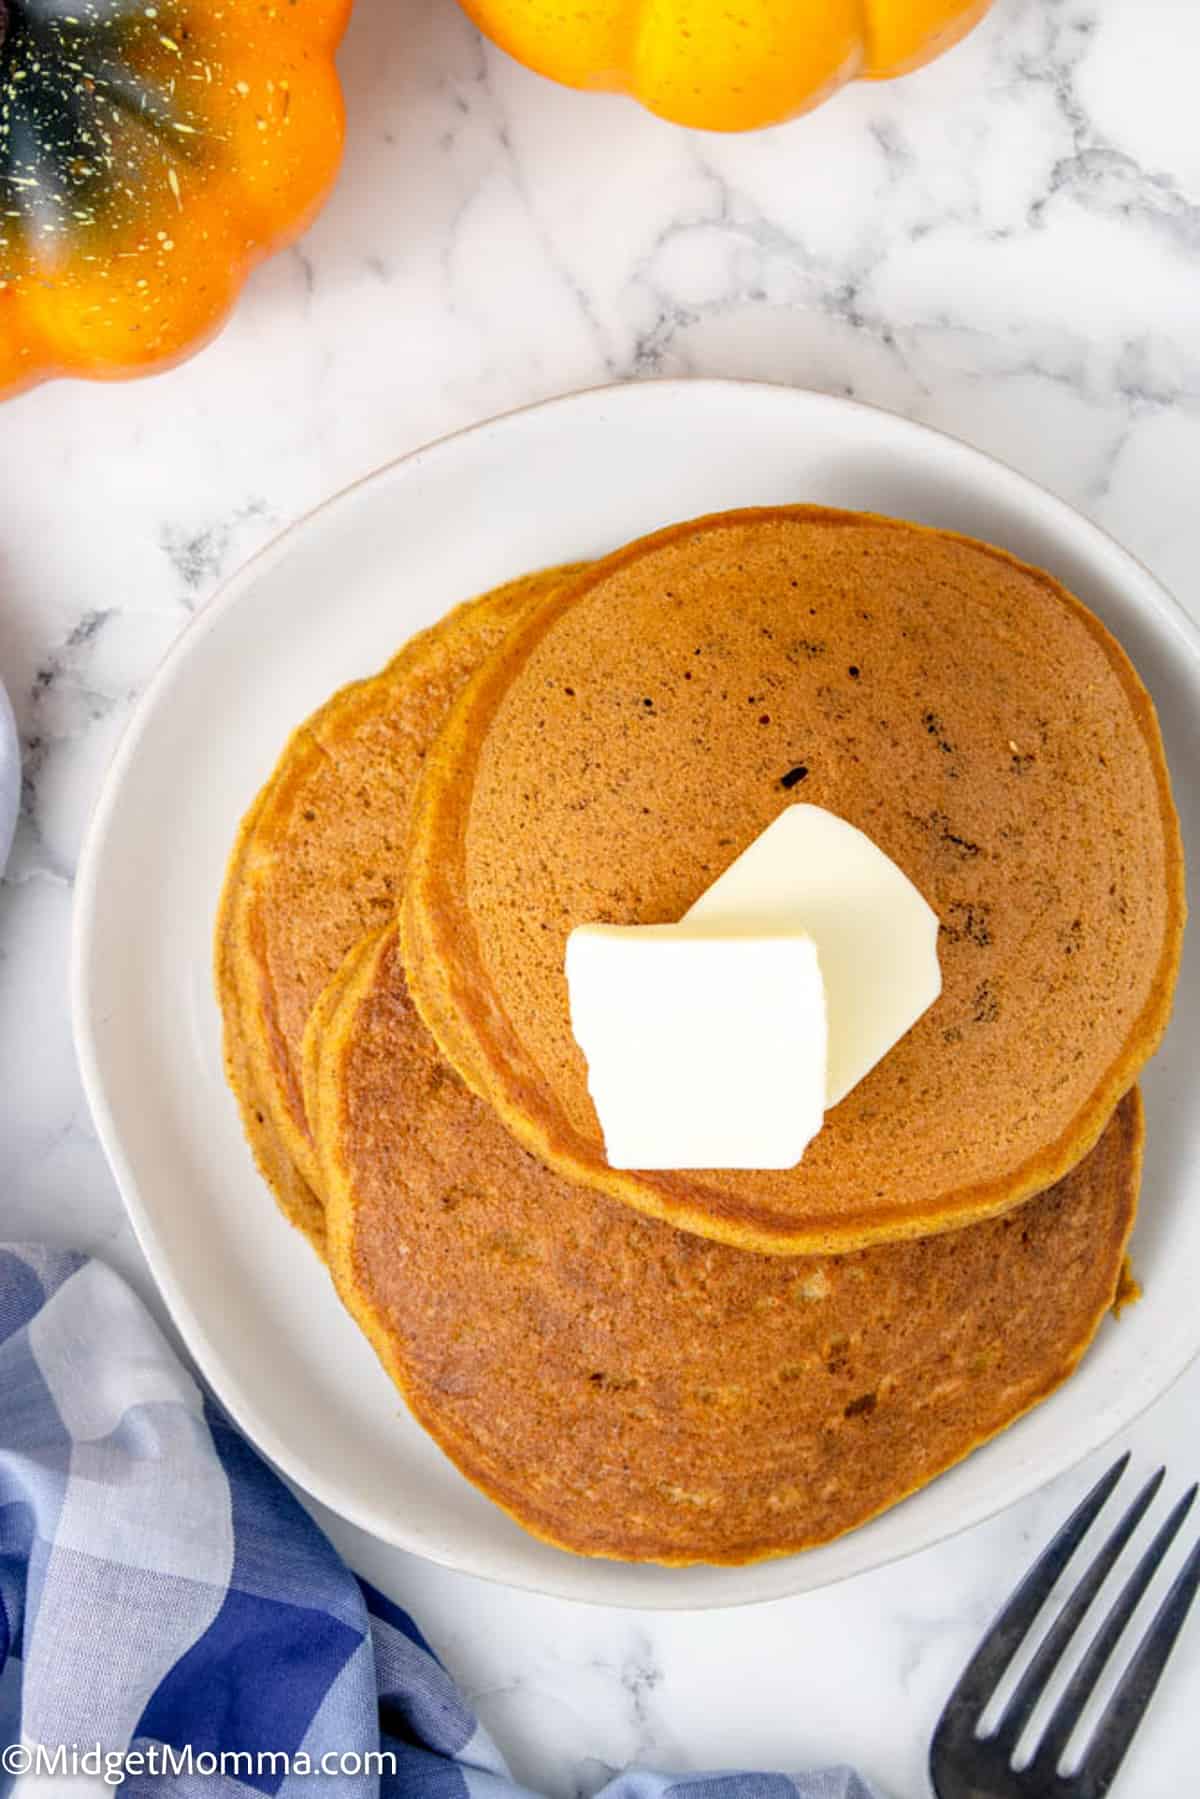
[{"left": 0, "top": 1247, "right": 885, "bottom": 1797}]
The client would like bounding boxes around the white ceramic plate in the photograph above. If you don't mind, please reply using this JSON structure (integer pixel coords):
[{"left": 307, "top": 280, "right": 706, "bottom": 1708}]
[
  {"left": 74, "top": 380, "right": 1200, "bottom": 1609},
  {"left": 0, "top": 677, "right": 18, "bottom": 878}
]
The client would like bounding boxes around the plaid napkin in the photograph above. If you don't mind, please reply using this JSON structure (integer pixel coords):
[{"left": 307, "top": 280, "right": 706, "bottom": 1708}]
[{"left": 0, "top": 1247, "right": 887, "bottom": 1797}]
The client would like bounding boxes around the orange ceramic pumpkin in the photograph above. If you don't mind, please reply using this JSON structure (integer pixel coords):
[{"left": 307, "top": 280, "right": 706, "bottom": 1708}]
[
  {"left": 459, "top": 0, "right": 994, "bottom": 131},
  {"left": 0, "top": 0, "right": 352, "bottom": 398}
]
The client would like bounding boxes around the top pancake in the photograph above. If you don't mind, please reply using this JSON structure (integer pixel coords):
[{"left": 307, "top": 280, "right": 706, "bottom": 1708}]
[
  {"left": 215, "top": 566, "right": 577, "bottom": 1246},
  {"left": 308, "top": 920, "right": 1142, "bottom": 1567},
  {"left": 404, "top": 506, "right": 1184, "bottom": 1255}
]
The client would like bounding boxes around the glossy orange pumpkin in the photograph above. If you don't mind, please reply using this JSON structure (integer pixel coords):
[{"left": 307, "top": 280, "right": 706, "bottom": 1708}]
[
  {"left": 460, "top": 0, "right": 994, "bottom": 132},
  {"left": 0, "top": 0, "right": 351, "bottom": 398}
]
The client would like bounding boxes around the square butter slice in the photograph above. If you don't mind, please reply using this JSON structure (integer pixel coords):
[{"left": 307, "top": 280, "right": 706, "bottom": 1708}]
[
  {"left": 565, "top": 925, "right": 827, "bottom": 1170},
  {"left": 686, "top": 804, "right": 942, "bottom": 1108}
]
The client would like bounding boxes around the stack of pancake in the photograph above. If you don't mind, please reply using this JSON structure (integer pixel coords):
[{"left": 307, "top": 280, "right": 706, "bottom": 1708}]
[{"left": 217, "top": 506, "right": 1184, "bottom": 1567}]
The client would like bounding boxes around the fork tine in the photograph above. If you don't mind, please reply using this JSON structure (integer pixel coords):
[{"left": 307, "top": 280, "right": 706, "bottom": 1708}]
[
  {"left": 1073, "top": 1507, "right": 1200, "bottom": 1798},
  {"left": 1032, "top": 1483, "right": 1198, "bottom": 1782},
  {"left": 989, "top": 1469, "right": 1165, "bottom": 1755},
  {"left": 934, "top": 1455, "right": 1129, "bottom": 1730}
]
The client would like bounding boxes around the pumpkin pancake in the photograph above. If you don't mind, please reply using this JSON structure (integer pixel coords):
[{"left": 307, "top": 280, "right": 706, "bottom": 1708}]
[
  {"left": 309, "top": 921, "right": 1142, "bottom": 1567},
  {"left": 403, "top": 506, "right": 1183, "bottom": 1256},
  {"left": 216, "top": 797, "right": 327, "bottom": 1245},
  {"left": 215, "top": 565, "right": 581, "bottom": 1248}
]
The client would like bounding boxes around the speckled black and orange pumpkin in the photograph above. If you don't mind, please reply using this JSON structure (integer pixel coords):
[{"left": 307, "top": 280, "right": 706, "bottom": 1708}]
[{"left": 0, "top": 0, "right": 350, "bottom": 397}]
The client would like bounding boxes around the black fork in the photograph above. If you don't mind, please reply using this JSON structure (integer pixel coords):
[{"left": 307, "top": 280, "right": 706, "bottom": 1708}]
[{"left": 930, "top": 1454, "right": 1200, "bottom": 1798}]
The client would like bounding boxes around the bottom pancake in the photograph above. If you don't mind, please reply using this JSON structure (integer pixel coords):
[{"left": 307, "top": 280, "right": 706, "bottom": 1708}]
[
  {"left": 308, "top": 923, "right": 1142, "bottom": 1568},
  {"left": 217, "top": 865, "right": 327, "bottom": 1245},
  {"left": 215, "top": 566, "right": 580, "bottom": 1251}
]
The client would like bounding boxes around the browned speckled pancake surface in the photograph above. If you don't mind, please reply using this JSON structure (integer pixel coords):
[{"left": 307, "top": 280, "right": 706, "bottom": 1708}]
[
  {"left": 404, "top": 506, "right": 1183, "bottom": 1256},
  {"left": 215, "top": 566, "right": 580, "bottom": 1247},
  {"left": 310, "top": 922, "right": 1142, "bottom": 1567}
]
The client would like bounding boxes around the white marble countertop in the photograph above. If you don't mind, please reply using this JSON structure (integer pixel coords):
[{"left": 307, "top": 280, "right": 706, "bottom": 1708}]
[{"left": 2, "top": 0, "right": 1199, "bottom": 1792}]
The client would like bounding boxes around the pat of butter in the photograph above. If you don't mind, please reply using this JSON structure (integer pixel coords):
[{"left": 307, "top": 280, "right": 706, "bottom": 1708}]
[
  {"left": 687, "top": 805, "right": 941, "bottom": 1108},
  {"left": 565, "top": 925, "right": 827, "bottom": 1170}
]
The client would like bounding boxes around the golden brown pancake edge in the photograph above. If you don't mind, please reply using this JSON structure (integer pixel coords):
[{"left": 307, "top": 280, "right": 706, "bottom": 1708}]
[{"left": 216, "top": 789, "right": 328, "bottom": 1249}]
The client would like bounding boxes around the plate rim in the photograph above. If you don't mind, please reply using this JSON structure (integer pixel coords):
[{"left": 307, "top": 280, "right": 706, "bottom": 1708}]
[
  {"left": 71, "top": 376, "right": 1200, "bottom": 1610},
  {"left": 0, "top": 677, "right": 18, "bottom": 880}
]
